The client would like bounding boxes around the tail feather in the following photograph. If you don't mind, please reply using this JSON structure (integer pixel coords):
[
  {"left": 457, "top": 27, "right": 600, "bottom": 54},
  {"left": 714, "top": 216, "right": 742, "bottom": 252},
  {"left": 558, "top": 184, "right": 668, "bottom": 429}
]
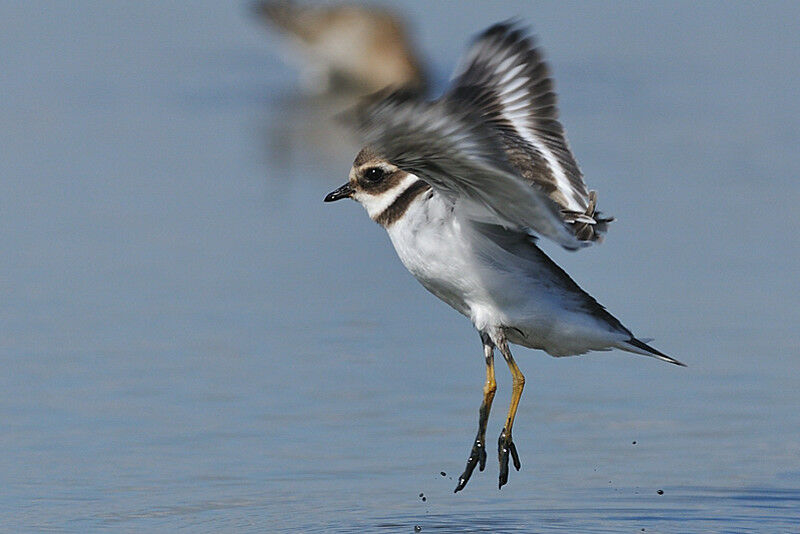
[
  {"left": 624, "top": 338, "right": 686, "bottom": 367},
  {"left": 563, "top": 190, "right": 614, "bottom": 243}
]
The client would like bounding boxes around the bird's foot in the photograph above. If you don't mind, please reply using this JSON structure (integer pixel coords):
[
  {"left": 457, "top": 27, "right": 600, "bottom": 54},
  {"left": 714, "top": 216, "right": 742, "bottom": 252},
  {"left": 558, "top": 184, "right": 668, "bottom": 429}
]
[
  {"left": 498, "top": 427, "right": 521, "bottom": 489},
  {"left": 454, "top": 435, "right": 487, "bottom": 492}
]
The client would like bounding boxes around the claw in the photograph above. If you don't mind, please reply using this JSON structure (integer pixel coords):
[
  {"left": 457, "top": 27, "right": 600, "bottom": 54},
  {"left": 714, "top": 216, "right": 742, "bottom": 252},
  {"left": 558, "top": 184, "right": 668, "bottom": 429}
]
[
  {"left": 509, "top": 440, "right": 520, "bottom": 471},
  {"left": 498, "top": 428, "right": 521, "bottom": 489},
  {"left": 454, "top": 437, "right": 486, "bottom": 492}
]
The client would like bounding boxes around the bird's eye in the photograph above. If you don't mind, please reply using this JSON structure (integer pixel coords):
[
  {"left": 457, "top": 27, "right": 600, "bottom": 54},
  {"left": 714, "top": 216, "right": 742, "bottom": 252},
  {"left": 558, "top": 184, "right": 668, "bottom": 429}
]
[{"left": 363, "top": 167, "right": 385, "bottom": 182}]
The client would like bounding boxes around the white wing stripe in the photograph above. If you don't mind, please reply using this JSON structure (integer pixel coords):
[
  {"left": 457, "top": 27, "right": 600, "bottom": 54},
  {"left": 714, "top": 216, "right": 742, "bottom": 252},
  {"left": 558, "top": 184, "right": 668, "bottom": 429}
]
[
  {"left": 498, "top": 90, "right": 583, "bottom": 213},
  {"left": 500, "top": 63, "right": 525, "bottom": 85},
  {"left": 497, "top": 55, "right": 516, "bottom": 73},
  {"left": 501, "top": 75, "right": 527, "bottom": 95}
]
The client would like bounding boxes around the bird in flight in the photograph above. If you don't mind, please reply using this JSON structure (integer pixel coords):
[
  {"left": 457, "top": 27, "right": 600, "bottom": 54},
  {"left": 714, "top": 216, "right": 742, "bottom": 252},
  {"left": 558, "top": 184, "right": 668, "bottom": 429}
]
[{"left": 325, "top": 21, "right": 684, "bottom": 492}]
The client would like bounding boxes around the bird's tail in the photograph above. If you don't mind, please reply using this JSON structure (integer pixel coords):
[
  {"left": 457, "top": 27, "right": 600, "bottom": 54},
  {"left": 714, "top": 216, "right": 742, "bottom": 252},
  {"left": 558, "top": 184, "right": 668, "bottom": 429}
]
[
  {"left": 562, "top": 191, "right": 614, "bottom": 243},
  {"left": 620, "top": 337, "right": 686, "bottom": 367}
]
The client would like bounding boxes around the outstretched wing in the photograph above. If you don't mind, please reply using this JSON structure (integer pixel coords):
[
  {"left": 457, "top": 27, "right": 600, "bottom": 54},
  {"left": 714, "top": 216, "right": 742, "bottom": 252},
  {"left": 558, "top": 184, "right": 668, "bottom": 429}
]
[
  {"left": 447, "top": 21, "right": 611, "bottom": 241},
  {"left": 352, "top": 89, "right": 587, "bottom": 250}
]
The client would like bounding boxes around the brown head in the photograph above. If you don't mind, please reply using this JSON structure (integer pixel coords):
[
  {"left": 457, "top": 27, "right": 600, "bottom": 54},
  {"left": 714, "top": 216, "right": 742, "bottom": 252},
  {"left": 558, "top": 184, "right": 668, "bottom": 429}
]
[{"left": 324, "top": 147, "right": 430, "bottom": 226}]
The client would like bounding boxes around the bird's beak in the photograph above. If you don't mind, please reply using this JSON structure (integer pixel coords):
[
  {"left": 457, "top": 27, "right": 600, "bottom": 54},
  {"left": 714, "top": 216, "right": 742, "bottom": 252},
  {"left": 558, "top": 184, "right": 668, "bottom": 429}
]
[{"left": 324, "top": 183, "right": 354, "bottom": 202}]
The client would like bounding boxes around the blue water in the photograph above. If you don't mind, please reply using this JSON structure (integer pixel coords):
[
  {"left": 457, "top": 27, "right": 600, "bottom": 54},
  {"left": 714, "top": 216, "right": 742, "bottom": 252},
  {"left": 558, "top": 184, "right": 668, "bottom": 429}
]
[{"left": 1, "top": 2, "right": 799, "bottom": 532}]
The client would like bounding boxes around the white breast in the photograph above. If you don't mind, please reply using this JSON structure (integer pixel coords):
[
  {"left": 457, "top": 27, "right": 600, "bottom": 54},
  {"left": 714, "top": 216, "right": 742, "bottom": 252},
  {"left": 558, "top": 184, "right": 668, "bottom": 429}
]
[
  {"left": 384, "top": 193, "right": 518, "bottom": 334},
  {"left": 386, "top": 193, "right": 478, "bottom": 319},
  {"left": 384, "top": 191, "right": 628, "bottom": 356}
]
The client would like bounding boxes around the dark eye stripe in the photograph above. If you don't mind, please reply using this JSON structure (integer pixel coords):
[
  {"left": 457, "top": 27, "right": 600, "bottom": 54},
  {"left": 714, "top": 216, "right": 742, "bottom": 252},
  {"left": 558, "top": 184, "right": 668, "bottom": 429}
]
[{"left": 360, "top": 169, "right": 405, "bottom": 193}]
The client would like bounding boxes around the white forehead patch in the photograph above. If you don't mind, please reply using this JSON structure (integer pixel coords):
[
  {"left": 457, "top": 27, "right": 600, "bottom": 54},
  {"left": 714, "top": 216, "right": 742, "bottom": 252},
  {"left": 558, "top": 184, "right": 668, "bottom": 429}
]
[{"left": 355, "top": 172, "right": 419, "bottom": 220}]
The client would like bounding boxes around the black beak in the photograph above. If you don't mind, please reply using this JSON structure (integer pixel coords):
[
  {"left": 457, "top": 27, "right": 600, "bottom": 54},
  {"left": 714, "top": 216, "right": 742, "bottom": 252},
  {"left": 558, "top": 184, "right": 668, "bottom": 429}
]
[{"left": 324, "top": 183, "right": 354, "bottom": 202}]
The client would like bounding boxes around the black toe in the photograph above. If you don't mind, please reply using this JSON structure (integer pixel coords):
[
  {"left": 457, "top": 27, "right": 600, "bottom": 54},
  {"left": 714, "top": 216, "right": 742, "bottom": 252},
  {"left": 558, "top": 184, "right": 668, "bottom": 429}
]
[{"left": 454, "top": 437, "right": 486, "bottom": 492}]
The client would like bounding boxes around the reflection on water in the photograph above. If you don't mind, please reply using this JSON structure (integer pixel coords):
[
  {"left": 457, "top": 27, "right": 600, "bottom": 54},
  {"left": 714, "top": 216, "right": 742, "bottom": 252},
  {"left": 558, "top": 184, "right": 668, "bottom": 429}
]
[{"left": 1, "top": 2, "right": 799, "bottom": 532}]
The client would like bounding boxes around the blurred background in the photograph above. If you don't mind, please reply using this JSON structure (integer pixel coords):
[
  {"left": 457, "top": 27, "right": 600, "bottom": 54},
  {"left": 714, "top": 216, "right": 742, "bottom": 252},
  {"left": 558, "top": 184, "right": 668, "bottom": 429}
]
[{"left": 1, "top": 2, "right": 798, "bottom": 532}]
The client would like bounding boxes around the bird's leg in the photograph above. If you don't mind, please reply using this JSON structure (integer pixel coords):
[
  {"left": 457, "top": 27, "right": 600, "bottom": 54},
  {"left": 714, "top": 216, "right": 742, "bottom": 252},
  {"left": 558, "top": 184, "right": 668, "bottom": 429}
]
[
  {"left": 454, "top": 333, "right": 496, "bottom": 493},
  {"left": 497, "top": 336, "right": 524, "bottom": 489}
]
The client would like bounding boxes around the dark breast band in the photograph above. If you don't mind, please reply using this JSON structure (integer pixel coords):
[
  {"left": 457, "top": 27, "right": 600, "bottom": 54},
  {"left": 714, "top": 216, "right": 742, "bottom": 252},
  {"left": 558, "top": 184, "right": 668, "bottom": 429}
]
[{"left": 375, "top": 180, "right": 431, "bottom": 226}]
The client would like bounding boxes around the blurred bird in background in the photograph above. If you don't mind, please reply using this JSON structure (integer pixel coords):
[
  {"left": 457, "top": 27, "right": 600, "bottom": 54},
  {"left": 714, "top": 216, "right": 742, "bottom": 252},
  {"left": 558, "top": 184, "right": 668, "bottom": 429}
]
[{"left": 253, "top": 0, "right": 427, "bottom": 95}]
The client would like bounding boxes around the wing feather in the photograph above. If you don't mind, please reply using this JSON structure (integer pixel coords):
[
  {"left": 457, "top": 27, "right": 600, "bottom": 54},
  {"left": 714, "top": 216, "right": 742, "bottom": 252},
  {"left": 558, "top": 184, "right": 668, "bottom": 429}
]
[
  {"left": 347, "top": 22, "right": 613, "bottom": 248},
  {"left": 447, "top": 22, "right": 611, "bottom": 241},
  {"left": 352, "top": 90, "right": 586, "bottom": 250}
]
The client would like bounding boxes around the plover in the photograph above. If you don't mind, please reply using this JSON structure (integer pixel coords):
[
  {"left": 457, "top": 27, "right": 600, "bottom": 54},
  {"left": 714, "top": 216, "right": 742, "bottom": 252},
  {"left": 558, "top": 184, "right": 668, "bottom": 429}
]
[
  {"left": 254, "top": 0, "right": 426, "bottom": 95},
  {"left": 325, "top": 22, "right": 684, "bottom": 492}
]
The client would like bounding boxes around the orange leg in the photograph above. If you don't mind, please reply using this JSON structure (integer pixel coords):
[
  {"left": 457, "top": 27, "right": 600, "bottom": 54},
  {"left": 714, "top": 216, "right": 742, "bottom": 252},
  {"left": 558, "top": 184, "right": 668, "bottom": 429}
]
[
  {"left": 454, "top": 333, "right": 496, "bottom": 492},
  {"left": 497, "top": 336, "right": 524, "bottom": 489}
]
